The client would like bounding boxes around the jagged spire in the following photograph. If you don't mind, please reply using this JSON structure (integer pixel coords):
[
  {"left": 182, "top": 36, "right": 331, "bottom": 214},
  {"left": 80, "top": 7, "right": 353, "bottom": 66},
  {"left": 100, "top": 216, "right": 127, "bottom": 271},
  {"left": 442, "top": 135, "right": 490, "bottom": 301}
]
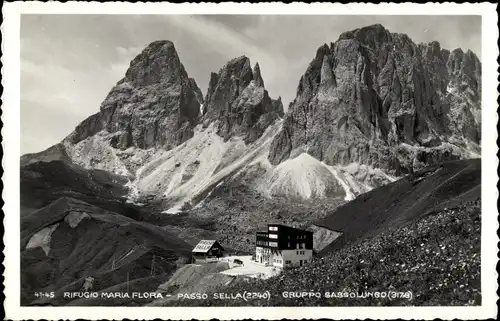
[
  {"left": 201, "top": 56, "right": 282, "bottom": 143},
  {"left": 320, "top": 55, "right": 334, "bottom": 87},
  {"left": 253, "top": 62, "right": 265, "bottom": 87},
  {"left": 204, "top": 72, "right": 220, "bottom": 107}
]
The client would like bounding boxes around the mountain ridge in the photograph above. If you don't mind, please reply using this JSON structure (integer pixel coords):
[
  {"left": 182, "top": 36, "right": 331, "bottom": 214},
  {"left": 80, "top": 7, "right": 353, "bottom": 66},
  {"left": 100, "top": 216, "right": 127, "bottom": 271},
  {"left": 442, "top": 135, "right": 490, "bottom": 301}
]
[
  {"left": 20, "top": 24, "right": 483, "bottom": 307},
  {"left": 268, "top": 24, "right": 481, "bottom": 176},
  {"left": 21, "top": 24, "right": 481, "bottom": 207}
]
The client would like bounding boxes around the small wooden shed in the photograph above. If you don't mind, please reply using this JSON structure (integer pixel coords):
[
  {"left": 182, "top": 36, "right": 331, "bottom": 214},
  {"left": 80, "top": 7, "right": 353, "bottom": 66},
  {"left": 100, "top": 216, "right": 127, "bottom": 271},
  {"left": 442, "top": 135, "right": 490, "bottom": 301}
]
[{"left": 191, "top": 240, "right": 225, "bottom": 263}]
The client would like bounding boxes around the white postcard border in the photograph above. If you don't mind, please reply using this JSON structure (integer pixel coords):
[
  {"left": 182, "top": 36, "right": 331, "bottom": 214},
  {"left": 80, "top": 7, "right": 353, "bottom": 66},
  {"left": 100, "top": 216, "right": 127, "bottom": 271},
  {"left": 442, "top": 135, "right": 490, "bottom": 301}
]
[{"left": 2, "top": 2, "right": 498, "bottom": 320}]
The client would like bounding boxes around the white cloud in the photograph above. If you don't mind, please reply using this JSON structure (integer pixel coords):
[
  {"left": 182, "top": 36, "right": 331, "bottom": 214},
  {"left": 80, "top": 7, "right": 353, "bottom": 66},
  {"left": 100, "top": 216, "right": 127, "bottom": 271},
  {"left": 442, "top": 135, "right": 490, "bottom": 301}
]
[
  {"left": 20, "top": 52, "right": 130, "bottom": 154},
  {"left": 166, "top": 15, "right": 285, "bottom": 87},
  {"left": 116, "top": 45, "right": 143, "bottom": 58}
]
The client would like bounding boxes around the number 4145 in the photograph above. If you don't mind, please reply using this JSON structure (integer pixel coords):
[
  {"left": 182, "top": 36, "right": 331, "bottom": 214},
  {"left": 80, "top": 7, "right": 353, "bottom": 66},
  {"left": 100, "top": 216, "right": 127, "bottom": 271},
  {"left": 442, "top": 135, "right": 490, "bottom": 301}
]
[{"left": 34, "top": 292, "right": 55, "bottom": 299}]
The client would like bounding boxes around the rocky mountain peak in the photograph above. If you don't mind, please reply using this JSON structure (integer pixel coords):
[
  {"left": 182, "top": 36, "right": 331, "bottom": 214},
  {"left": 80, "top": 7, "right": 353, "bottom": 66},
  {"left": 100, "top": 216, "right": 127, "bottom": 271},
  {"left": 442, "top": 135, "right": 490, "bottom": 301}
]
[
  {"left": 269, "top": 24, "right": 481, "bottom": 175},
  {"left": 253, "top": 62, "right": 265, "bottom": 87},
  {"left": 202, "top": 56, "right": 283, "bottom": 143},
  {"left": 123, "top": 40, "right": 186, "bottom": 87},
  {"left": 64, "top": 40, "right": 202, "bottom": 153},
  {"left": 220, "top": 55, "right": 253, "bottom": 85},
  {"left": 447, "top": 48, "right": 481, "bottom": 93},
  {"left": 338, "top": 24, "right": 392, "bottom": 50},
  {"left": 425, "top": 40, "right": 443, "bottom": 54},
  {"left": 315, "top": 43, "right": 331, "bottom": 60}
]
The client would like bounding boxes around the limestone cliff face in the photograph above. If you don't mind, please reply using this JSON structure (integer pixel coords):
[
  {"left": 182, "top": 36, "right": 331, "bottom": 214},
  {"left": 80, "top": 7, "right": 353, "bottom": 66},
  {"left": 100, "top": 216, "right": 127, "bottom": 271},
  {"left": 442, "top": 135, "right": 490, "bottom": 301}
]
[
  {"left": 268, "top": 24, "right": 481, "bottom": 175},
  {"left": 202, "top": 56, "right": 284, "bottom": 143},
  {"left": 65, "top": 40, "right": 202, "bottom": 151}
]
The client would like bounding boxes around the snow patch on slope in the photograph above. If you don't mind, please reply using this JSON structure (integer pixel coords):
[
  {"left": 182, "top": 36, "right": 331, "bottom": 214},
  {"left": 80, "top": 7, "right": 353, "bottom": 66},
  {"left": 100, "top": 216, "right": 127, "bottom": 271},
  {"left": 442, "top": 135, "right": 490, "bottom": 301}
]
[
  {"left": 341, "top": 162, "right": 397, "bottom": 193},
  {"left": 124, "top": 179, "right": 145, "bottom": 206},
  {"left": 325, "top": 165, "right": 356, "bottom": 201},
  {"left": 64, "top": 211, "right": 90, "bottom": 228},
  {"left": 164, "top": 204, "right": 183, "bottom": 214},
  {"left": 399, "top": 141, "right": 480, "bottom": 163},
  {"left": 26, "top": 223, "right": 60, "bottom": 255},
  {"left": 446, "top": 83, "right": 457, "bottom": 94}
]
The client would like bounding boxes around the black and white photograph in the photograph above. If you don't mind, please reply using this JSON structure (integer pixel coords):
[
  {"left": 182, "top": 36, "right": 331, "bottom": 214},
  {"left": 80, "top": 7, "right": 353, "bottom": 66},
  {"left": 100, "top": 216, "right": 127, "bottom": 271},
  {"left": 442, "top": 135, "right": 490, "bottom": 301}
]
[{"left": 2, "top": 2, "right": 498, "bottom": 320}]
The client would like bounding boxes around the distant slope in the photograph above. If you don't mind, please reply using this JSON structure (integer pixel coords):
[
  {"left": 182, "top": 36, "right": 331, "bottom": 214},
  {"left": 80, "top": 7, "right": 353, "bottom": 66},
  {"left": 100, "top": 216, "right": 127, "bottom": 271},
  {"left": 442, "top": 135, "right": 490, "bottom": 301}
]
[
  {"left": 132, "top": 121, "right": 283, "bottom": 211},
  {"left": 260, "top": 153, "right": 396, "bottom": 201},
  {"left": 22, "top": 121, "right": 395, "bottom": 218},
  {"left": 21, "top": 197, "right": 192, "bottom": 306},
  {"left": 20, "top": 143, "right": 72, "bottom": 167},
  {"left": 316, "top": 159, "right": 480, "bottom": 255},
  {"left": 20, "top": 160, "right": 130, "bottom": 217},
  {"left": 128, "top": 120, "right": 394, "bottom": 213}
]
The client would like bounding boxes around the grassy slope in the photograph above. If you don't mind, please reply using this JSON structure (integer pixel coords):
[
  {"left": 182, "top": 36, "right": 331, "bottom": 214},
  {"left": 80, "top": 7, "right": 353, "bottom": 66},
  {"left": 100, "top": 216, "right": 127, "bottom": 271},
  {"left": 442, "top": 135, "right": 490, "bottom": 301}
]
[
  {"left": 21, "top": 197, "right": 193, "bottom": 306},
  {"left": 20, "top": 143, "right": 72, "bottom": 167},
  {"left": 316, "top": 159, "right": 480, "bottom": 255},
  {"left": 20, "top": 160, "right": 132, "bottom": 217},
  {"left": 168, "top": 200, "right": 481, "bottom": 306}
]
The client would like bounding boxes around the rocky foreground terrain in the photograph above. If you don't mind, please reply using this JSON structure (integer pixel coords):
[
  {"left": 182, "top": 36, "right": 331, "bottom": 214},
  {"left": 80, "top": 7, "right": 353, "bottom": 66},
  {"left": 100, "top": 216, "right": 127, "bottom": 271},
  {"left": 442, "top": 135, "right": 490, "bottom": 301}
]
[
  {"left": 20, "top": 23, "right": 481, "bottom": 307},
  {"left": 165, "top": 199, "right": 481, "bottom": 307}
]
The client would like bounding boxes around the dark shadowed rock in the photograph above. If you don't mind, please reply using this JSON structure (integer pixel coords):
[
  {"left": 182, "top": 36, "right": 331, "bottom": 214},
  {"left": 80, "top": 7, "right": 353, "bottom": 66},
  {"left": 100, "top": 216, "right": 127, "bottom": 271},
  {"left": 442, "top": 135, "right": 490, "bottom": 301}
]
[
  {"left": 252, "top": 62, "right": 265, "bottom": 87},
  {"left": 202, "top": 56, "right": 284, "bottom": 143},
  {"left": 269, "top": 24, "right": 481, "bottom": 175},
  {"left": 188, "top": 78, "right": 204, "bottom": 105}
]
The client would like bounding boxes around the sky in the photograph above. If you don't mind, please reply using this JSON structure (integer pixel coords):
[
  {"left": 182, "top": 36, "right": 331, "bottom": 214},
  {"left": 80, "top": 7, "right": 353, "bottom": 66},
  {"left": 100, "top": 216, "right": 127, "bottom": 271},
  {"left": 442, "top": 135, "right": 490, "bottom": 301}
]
[{"left": 20, "top": 14, "right": 481, "bottom": 155}]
